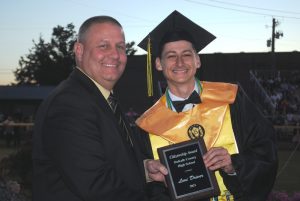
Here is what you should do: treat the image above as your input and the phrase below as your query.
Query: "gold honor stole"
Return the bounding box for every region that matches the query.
[136,82,239,201]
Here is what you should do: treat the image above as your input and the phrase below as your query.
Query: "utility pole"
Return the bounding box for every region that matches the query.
[271,18,276,52]
[266,18,283,69]
[267,18,283,53]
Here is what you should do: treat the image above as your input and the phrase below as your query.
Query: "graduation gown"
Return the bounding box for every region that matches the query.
[137,81,278,201]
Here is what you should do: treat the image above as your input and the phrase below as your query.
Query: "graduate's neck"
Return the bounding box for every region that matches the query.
[167,80,196,99]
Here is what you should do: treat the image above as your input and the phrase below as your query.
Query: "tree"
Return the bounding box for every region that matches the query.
[14,24,137,86]
[14,24,77,85]
[126,41,137,56]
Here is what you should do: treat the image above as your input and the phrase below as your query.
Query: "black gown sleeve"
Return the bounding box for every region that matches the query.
[224,84,278,201]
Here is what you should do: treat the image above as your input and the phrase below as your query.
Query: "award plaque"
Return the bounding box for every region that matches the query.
[158,138,220,201]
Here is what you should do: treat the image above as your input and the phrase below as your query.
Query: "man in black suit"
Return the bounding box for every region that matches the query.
[32,15,167,201]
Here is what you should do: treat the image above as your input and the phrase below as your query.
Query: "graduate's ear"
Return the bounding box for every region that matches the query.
[196,54,201,69]
[155,58,163,71]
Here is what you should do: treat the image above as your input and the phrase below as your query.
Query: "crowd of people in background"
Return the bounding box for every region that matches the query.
[256,70,300,126]
[255,70,300,145]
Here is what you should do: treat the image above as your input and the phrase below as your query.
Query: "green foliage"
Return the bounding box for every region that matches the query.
[126,41,137,56]
[14,24,77,85]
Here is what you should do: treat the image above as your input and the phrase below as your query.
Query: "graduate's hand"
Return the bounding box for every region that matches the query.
[203,147,235,174]
[145,159,168,184]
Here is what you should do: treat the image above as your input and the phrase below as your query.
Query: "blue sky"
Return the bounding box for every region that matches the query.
[1,0,300,85]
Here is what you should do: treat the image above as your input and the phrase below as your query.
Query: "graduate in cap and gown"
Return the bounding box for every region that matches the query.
[136,10,278,201]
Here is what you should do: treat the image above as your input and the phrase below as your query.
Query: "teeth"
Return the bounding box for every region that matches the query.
[104,64,116,67]
[173,69,187,73]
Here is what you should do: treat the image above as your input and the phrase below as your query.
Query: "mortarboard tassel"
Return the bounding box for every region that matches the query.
[146,37,153,97]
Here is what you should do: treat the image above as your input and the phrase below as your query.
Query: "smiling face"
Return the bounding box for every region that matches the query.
[74,22,127,90]
[155,40,201,92]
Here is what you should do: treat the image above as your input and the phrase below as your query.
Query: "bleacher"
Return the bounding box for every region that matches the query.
[250,69,300,144]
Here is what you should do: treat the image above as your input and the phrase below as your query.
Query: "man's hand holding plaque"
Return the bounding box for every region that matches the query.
[203,147,235,174]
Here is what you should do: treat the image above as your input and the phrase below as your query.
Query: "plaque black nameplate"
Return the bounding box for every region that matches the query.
[158,138,220,201]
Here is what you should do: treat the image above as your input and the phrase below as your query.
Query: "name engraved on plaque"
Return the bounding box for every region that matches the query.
[158,139,220,201]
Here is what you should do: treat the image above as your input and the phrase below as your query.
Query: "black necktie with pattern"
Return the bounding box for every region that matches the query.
[107,93,133,147]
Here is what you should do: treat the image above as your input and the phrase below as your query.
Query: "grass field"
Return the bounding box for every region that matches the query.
[273,147,300,194]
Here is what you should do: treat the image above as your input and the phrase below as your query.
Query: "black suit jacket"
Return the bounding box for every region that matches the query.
[32,68,149,201]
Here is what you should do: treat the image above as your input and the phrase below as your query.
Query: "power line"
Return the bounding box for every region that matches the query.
[205,0,300,15]
[184,0,300,20]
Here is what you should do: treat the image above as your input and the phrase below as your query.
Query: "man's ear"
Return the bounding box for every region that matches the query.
[155,58,163,71]
[196,54,201,69]
[74,42,83,62]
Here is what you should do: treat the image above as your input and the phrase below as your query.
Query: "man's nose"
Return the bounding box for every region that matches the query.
[109,47,120,59]
[176,57,184,67]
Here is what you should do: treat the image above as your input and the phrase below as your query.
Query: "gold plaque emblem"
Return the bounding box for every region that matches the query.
[187,124,205,139]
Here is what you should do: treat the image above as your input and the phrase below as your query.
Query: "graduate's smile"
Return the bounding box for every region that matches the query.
[173,68,188,73]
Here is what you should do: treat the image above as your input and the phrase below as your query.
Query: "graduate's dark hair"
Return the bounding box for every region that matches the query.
[157,29,197,58]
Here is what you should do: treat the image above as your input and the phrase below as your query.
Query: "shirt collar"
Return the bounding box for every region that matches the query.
[168,80,199,101]
[76,67,111,100]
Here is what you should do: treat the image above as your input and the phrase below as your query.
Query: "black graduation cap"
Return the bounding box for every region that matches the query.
[138,10,216,57]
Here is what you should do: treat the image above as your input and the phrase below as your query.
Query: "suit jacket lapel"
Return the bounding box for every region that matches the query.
[70,68,138,158]
[70,68,116,119]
